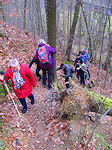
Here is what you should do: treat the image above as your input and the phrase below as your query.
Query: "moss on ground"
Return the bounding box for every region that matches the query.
[87,90,112,110]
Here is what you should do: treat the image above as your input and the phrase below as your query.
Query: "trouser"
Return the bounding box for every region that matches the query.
[79,70,85,85]
[77,70,80,80]
[19,93,34,109]
[65,77,70,88]
[75,65,80,80]
[42,66,54,88]
[36,64,41,78]
[87,68,90,80]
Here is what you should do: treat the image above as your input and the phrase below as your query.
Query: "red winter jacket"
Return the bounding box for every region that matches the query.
[4,63,36,98]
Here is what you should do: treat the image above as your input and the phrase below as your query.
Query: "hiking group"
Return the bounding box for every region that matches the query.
[0,39,90,114]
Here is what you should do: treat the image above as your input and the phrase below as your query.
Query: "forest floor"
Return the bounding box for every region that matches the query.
[0,25,112,150]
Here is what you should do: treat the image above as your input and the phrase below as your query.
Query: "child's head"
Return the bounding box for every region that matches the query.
[38,39,47,45]
[77,54,80,58]
[60,63,64,68]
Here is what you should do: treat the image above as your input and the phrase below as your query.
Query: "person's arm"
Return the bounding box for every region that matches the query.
[0,74,4,81]
[4,68,11,83]
[71,67,75,73]
[61,68,71,78]
[47,46,56,54]
[74,59,77,67]
[56,67,62,71]
[0,71,5,82]
[25,66,36,87]
[28,57,35,69]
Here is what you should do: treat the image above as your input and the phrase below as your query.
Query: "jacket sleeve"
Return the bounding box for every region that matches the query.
[74,59,77,67]
[71,67,75,73]
[56,67,62,71]
[4,68,11,83]
[28,57,35,69]
[25,66,36,87]
[47,46,56,54]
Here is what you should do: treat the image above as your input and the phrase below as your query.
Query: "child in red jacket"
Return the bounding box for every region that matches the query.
[0,59,36,113]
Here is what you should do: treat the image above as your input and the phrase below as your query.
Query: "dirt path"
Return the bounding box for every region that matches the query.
[1,80,68,150]
[1,75,112,150]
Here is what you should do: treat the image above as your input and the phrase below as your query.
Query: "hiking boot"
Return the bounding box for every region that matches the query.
[66,88,70,94]
[38,76,41,81]
[43,85,46,88]
[22,108,27,114]
[48,87,52,90]
[31,100,34,105]
[43,83,46,88]
[82,85,85,88]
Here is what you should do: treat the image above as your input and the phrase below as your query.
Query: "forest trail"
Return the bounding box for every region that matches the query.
[1,79,69,150]
[1,68,112,150]
[0,25,112,150]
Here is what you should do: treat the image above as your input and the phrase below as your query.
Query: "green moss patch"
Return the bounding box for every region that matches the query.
[87,90,112,110]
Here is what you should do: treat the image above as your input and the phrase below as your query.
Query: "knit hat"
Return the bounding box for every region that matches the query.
[38,39,47,45]
[60,63,64,68]
[10,59,19,67]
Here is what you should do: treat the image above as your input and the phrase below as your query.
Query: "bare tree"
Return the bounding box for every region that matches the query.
[80,1,92,62]
[66,0,81,62]
[0,0,6,39]
[23,0,27,30]
[97,0,111,81]
[46,0,57,83]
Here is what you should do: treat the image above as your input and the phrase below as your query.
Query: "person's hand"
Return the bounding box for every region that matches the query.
[87,77,90,80]
[0,75,4,81]
[60,75,64,78]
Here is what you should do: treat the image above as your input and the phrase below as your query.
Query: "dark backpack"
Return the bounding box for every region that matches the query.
[37,46,50,64]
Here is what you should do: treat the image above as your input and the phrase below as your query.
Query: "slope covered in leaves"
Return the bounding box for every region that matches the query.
[0,24,112,149]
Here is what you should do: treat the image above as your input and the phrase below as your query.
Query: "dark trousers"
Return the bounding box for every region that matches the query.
[76,70,80,80]
[65,77,70,88]
[79,70,85,85]
[42,66,53,88]
[19,93,34,109]
[87,68,90,80]
[36,64,41,78]
[75,65,80,80]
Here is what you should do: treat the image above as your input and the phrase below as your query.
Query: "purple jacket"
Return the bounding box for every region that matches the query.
[36,43,56,69]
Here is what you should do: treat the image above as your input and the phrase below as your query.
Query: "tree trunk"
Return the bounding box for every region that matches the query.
[80,2,92,62]
[0,0,6,39]
[103,16,111,87]
[97,0,111,80]
[66,0,81,62]
[46,0,57,83]
[23,0,27,30]
[87,90,112,116]
[77,11,82,52]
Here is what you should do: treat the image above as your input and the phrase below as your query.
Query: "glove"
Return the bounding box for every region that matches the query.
[87,77,90,80]
[60,75,64,78]
[0,71,5,75]
[0,75,4,81]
